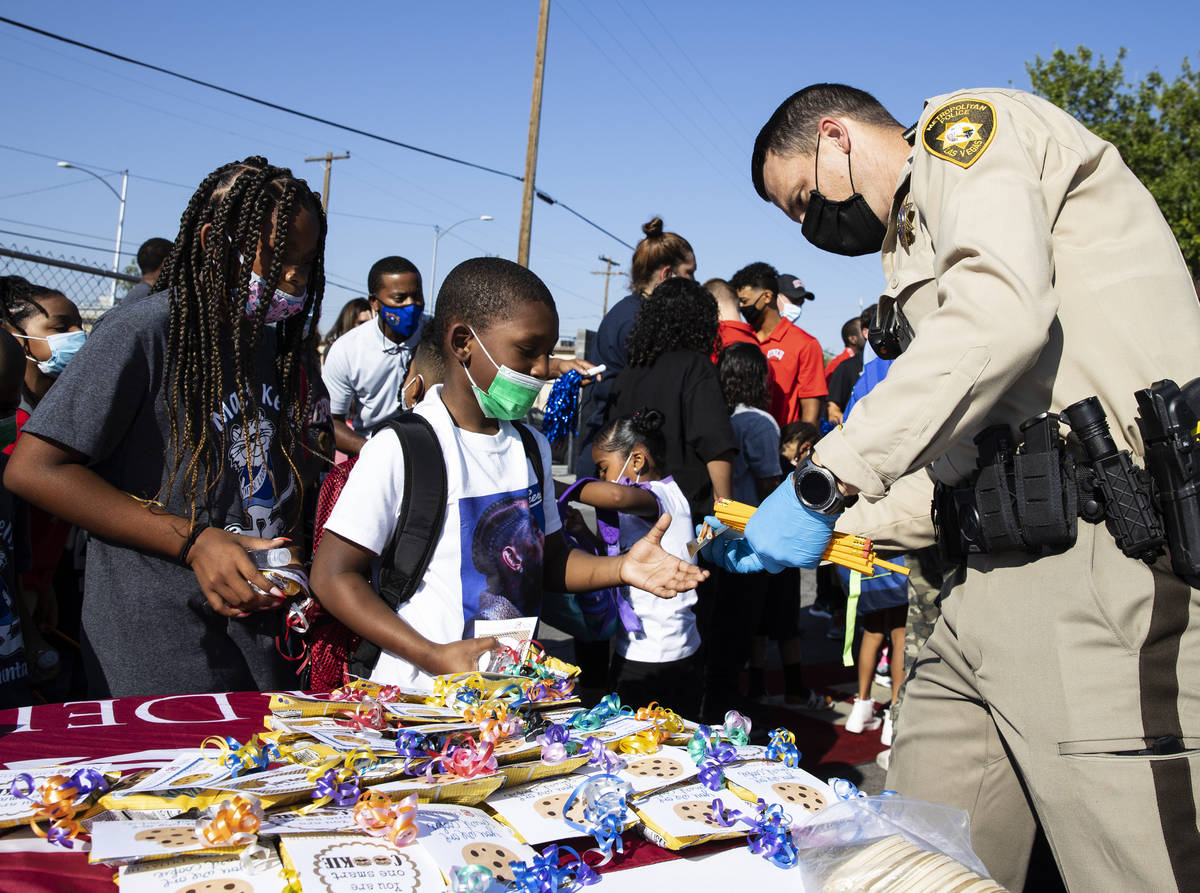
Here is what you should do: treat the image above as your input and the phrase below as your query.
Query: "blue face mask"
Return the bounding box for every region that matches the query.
[380,303,422,339]
[15,330,86,377]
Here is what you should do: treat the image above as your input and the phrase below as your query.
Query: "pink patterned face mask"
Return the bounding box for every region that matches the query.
[244,268,308,323]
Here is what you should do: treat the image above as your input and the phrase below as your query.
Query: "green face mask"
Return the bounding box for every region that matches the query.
[462,326,544,421]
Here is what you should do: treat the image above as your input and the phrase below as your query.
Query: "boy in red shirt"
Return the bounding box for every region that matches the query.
[724,263,826,427]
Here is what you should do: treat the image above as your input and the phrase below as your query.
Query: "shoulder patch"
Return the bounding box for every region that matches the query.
[922,98,996,169]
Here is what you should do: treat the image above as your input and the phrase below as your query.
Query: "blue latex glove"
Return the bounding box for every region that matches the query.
[744,473,839,569]
[696,515,780,574]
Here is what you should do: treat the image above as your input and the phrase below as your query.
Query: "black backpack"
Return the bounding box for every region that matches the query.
[345,414,548,680]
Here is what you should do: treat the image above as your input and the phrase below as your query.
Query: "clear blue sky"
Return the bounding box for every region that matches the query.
[1,1,1196,350]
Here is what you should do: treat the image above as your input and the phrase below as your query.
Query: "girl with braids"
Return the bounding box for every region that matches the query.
[5,157,328,697]
[568,408,701,715]
[608,277,736,525]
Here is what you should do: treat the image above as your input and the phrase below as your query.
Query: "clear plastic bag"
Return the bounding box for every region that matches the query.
[792,795,1007,892]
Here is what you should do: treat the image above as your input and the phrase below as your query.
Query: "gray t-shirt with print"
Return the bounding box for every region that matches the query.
[24,292,302,697]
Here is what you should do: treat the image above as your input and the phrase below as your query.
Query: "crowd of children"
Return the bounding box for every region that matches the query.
[0,158,919,767]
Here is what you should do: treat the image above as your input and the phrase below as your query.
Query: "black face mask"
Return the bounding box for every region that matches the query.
[741,295,767,328]
[801,133,887,257]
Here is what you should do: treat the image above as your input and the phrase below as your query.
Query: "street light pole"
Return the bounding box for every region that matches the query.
[57,161,128,307]
[430,215,493,304]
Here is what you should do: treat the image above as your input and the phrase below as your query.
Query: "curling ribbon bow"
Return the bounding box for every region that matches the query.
[336,696,389,732]
[353,790,419,846]
[689,726,738,792]
[580,736,627,774]
[9,769,109,849]
[537,724,573,764]
[510,843,600,893]
[313,768,361,807]
[569,694,631,731]
[766,728,800,767]
[702,795,798,868]
[616,727,660,755]
[563,774,633,863]
[635,702,685,741]
[426,734,497,779]
[451,864,496,893]
[540,369,582,444]
[745,800,799,869]
[195,794,263,847]
[201,734,279,777]
[722,710,752,746]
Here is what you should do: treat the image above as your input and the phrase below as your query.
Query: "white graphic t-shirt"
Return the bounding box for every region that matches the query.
[616,478,699,663]
[324,385,561,689]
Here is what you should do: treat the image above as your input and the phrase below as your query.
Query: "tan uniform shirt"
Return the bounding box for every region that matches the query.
[815,88,1200,499]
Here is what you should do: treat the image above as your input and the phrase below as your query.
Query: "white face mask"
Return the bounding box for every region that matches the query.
[779,300,804,323]
[399,373,424,412]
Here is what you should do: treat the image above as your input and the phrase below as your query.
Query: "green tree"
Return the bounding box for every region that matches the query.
[1027,46,1200,276]
[118,259,139,296]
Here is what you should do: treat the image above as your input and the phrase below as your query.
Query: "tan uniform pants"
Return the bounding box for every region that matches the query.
[886,521,1200,891]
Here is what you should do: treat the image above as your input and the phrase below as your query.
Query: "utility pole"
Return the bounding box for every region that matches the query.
[591,255,621,317]
[305,151,350,214]
[517,0,551,267]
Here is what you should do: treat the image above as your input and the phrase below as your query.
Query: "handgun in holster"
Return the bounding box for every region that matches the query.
[1135,378,1200,586]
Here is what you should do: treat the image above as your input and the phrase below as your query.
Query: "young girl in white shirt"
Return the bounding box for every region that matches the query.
[571,408,701,717]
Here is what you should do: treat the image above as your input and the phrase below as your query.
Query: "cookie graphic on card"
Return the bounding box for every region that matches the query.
[532,791,586,824]
[170,773,214,787]
[770,781,826,812]
[626,756,683,779]
[461,842,521,883]
[135,827,197,849]
[174,880,253,893]
[672,799,730,828]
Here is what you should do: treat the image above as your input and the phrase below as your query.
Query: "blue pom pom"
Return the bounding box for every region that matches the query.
[541,369,582,443]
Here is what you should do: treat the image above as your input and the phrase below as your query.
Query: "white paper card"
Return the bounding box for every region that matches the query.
[280,833,443,893]
[474,617,539,672]
[118,849,286,893]
[722,761,836,824]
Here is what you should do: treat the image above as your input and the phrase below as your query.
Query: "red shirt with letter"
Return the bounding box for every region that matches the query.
[718,318,826,426]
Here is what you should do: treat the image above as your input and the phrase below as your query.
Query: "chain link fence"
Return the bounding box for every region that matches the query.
[0,243,139,325]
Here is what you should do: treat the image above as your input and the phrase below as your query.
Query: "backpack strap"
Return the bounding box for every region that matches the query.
[514,422,549,529]
[347,413,448,680]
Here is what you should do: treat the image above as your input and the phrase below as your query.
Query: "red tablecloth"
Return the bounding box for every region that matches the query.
[0,693,741,891]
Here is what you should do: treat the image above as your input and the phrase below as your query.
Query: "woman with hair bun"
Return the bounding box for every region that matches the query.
[575,217,697,477]
[567,407,701,715]
[609,277,735,525]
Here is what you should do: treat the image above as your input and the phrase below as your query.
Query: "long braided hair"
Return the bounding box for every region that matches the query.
[155,156,326,523]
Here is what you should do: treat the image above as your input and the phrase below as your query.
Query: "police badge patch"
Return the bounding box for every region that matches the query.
[922,98,996,168]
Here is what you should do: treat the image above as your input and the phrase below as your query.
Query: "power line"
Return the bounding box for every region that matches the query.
[0,176,97,201]
[0,15,522,182]
[0,228,136,257]
[0,16,634,252]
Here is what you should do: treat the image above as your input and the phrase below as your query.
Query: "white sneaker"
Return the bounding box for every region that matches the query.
[881,707,894,747]
[844,697,880,734]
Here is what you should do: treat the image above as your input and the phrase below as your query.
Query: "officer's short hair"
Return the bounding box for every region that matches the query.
[751,84,901,201]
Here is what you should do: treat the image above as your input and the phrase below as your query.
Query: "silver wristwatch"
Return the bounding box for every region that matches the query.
[793,459,855,514]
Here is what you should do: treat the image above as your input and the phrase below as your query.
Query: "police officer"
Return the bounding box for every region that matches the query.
[705,84,1200,890]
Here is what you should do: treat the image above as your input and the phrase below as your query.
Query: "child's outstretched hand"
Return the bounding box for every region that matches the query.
[187,528,290,618]
[618,514,709,599]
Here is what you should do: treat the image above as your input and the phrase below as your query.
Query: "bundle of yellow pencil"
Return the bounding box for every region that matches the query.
[712,498,910,577]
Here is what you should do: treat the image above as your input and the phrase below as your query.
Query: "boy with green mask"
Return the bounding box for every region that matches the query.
[311,257,708,690]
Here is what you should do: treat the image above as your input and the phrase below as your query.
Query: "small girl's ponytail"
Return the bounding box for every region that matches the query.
[596,407,668,474]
